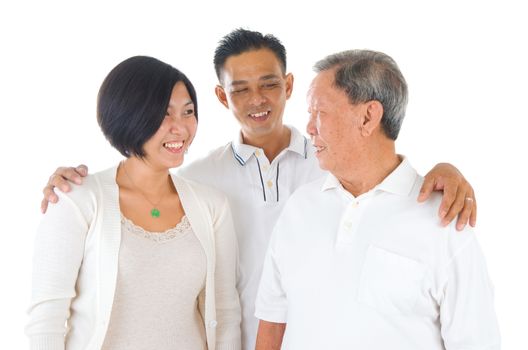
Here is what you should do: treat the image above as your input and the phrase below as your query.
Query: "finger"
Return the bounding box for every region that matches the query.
[469,192,477,227]
[75,164,88,176]
[52,167,81,187]
[455,195,474,231]
[47,173,72,193]
[40,198,49,214]
[43,184,59,203]
[437,180,457,219]
[418,176,436,202]
[440,183,463,225]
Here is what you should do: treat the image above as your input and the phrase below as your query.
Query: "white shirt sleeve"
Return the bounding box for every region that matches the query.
[254,227,288,323]
[440,237,501,349]
[25,190,90,350]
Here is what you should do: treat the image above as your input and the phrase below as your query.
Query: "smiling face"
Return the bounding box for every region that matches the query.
[306,69,368,175]
[215,48,293,143]
[142,81,197,170]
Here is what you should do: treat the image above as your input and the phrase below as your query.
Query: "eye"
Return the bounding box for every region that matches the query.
[262,82,279,89]
[183,107,195,117]
[231,87,248,94]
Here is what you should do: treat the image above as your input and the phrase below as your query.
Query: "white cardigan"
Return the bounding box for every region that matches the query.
[26,166,241,350]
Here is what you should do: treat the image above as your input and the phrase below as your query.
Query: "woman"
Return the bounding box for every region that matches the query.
[26,56,241,350]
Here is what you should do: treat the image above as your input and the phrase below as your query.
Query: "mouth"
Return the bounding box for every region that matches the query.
[248,110,271,121]
[313,144,327,154]
[163,141,185,153]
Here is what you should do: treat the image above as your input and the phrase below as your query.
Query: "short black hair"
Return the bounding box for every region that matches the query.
[213,28,287,83]
[97,56,197,158]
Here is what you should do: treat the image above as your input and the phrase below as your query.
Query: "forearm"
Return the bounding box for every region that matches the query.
[255,320,286,350]
[26,300,69,350]
[214,198,242,346]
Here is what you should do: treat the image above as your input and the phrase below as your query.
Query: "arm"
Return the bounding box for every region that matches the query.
[41,164,88,213]
[26,190,90,350]
[255,320,286,350]
[213,196,242,349]
[418,163,476,230]
[439,235,500,349]
[254,222,289,349]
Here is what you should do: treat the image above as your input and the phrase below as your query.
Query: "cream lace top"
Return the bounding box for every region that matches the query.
[101,215,207,350]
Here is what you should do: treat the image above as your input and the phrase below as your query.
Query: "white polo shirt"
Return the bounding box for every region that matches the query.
[255,158,500,350]
[178,126,324,349]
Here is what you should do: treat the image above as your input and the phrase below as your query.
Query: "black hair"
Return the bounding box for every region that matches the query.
[213,28,287,83]
[97,56,197,158]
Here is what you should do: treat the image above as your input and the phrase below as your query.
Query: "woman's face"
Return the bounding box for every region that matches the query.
[142,81,198,170]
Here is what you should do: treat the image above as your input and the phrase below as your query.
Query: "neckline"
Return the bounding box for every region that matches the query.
[120,214,191,243]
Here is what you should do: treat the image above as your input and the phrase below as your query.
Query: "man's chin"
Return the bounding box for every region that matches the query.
[316,158,331,172]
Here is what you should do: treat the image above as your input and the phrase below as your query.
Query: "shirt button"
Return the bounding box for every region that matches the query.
[267,180,273,188]
[352,201,359,208]
[209,320,217,328]
[343,221,353,229]
[255,150,261,157]
[263,165,269,171]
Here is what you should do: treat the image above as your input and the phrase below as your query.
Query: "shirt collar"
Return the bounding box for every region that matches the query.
[286,126,309,158]
[230,126,309,166]
[321,156,417,197]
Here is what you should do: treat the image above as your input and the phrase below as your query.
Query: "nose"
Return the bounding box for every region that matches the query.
[249,90,267,106]
[306,112,318,137]
[168,115,187,136]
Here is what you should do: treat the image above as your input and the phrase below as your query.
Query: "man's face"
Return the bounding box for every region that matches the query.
[215,48,293,142]
[306,70,367,174]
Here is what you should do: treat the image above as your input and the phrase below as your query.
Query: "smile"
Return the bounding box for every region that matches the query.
[314,145,326,153]
[163,141,184,153]
[248,110,271,120]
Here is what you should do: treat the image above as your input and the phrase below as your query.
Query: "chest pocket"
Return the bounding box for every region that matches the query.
[358,245,427,315]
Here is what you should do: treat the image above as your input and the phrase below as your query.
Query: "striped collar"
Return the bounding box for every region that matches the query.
[230,126,309,166]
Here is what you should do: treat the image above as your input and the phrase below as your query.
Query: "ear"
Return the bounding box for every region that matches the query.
[284,73,294,99]
[215,85,229,109]
[360,100,383,137]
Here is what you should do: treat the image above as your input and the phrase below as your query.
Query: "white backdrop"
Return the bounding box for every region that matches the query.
[1,0,526,348]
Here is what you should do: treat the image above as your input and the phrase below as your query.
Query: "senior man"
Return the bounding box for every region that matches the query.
[255,50,500,349]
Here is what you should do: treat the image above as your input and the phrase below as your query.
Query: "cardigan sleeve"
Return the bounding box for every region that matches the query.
[213,195,242,350]
[25,189,92,350]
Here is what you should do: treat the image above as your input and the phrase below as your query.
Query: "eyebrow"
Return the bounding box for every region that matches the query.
[168,100,194,109]
[230,74,282,86]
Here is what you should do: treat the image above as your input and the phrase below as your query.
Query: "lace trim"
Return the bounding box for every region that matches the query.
[121,215,192,243]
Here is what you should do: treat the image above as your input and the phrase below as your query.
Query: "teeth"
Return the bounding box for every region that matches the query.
[164,142,183,149]
[249,111,269,118]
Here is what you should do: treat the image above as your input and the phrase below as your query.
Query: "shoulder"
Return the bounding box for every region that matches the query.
[404,174,477,260]
[177,143,233,181]
[49,167,115,223]
[59,165,117,203]
[274,177,327,225]
[54,171,104,209]
[289,176,327,203]
[172,174,228,207]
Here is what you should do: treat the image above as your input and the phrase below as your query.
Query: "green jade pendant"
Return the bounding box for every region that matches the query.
[150,208,161,218]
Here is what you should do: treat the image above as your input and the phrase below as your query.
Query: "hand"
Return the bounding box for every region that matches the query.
[41,165,89,214]
[418,163,476,231]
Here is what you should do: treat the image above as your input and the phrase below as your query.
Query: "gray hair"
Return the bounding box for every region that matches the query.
[314,50,408,140]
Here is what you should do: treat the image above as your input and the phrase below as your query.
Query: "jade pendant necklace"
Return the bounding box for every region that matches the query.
[121,161,167,218]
